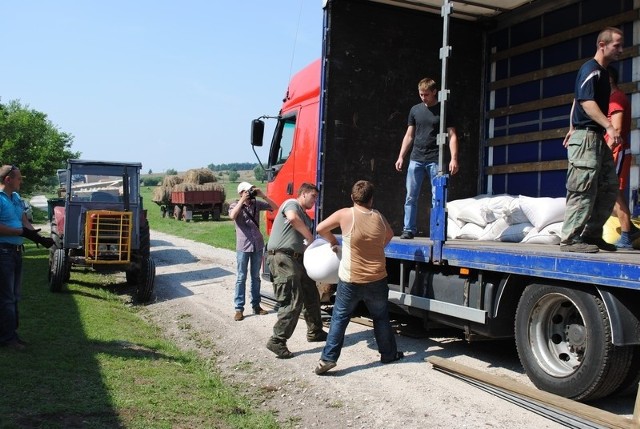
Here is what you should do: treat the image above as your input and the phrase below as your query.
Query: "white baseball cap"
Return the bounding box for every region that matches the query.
[237,181,253,194]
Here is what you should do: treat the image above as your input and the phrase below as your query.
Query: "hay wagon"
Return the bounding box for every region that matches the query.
[164,188,225,221]
[152,169,226,221]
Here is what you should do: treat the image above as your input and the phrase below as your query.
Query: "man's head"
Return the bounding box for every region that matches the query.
[418,78,438,107]
[0,165,22,192]
[351,180,374,207]
[296,183,319,210]
[237,181,254,195]
[596,27,624,66]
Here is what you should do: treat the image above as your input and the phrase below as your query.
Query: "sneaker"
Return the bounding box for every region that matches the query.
[582,236,617,251]
[307,330,328,342]
[400,231,414,239]
[615,237,634,249]
[266,338,293,359]
[560,242,599,253]
[628,225,640,242]
[234,311,244,321]
[253,306,268,315]
[314,359,337,375]
[381,351,405,364]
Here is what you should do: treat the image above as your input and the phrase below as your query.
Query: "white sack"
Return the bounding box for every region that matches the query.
[456,222,484,240]
[304,238,341,284]
[496,222,534,242]
[518,195,565,230]
[477,218,510,241]
[521,221,563,244]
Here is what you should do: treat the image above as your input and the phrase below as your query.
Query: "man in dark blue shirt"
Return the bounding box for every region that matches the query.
[560,27,624,253]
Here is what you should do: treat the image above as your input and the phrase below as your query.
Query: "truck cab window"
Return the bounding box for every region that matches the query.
[269,117,296,167]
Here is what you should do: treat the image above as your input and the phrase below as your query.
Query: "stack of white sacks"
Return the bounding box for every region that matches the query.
[447,194,566,244]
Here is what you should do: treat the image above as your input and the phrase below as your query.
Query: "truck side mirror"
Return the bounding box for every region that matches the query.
[251,119,265,147]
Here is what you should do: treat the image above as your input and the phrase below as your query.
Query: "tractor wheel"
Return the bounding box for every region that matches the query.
[202,211,210,221]
[515,284,632,401]
[135,257,156,303]
[126,269,137,286]
[212,207,221,221]
[49,248,67,292]
[139,219,151,259]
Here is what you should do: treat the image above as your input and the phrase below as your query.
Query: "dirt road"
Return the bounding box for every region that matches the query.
[142,230,635,429]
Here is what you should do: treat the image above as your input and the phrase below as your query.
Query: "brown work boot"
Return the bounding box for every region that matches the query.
[307,330,328,342]
[234,311,244,321]
[253,306,268,315]
[266,338,293,359]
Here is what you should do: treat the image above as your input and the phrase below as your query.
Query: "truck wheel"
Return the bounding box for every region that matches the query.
[212,207,221,221]
[161,206,167,218]
[515,284,632,401]
[613,345,640,396]
[49,248,67,292]
[202,211,210,221]
[135,257,155,303]
[174,205,182,221]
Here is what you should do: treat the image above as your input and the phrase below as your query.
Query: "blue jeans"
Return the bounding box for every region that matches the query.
[321,278,397,363]
[403,160,438,234]
[234,249,263,311]
[0,248,22,344]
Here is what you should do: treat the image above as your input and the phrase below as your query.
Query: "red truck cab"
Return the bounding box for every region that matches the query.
[254,59,321,233]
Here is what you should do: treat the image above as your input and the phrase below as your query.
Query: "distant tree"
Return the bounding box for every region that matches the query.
[166,168,178,175]
[253,165,266,182]
[148,169,153,175]
[209,162,257,172]
[143,177,162,186]
[228,170,240,182]
[0,100,79,194]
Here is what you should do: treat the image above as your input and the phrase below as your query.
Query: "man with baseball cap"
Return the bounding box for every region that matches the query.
[0,165,53,350]
[228,181,277,321]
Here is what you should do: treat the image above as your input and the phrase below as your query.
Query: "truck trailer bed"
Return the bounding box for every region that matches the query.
[385,237,640,290]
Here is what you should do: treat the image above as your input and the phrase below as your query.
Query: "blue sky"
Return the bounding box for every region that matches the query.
[1,1,323,173]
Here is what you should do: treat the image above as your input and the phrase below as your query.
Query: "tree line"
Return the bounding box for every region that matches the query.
[0,100,79,194]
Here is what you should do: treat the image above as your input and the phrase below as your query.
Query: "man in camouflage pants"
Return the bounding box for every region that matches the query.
[560,27,624,253]
[265,183,327,359]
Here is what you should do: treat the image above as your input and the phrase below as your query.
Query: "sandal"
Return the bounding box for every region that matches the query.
[381,351,405,364]
[314,359,337,375]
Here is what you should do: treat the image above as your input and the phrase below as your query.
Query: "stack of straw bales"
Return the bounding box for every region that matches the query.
[152,169,225,204]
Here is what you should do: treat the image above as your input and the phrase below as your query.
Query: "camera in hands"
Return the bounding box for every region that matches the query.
[248,188,258,198]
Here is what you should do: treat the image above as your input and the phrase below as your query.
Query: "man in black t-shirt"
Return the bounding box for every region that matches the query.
[395,77,459,239]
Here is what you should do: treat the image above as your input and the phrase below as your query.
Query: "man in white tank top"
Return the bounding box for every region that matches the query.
[313,180,404,375]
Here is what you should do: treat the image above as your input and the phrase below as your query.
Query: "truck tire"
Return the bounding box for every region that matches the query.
[49,248,67,292]
[613,345,640,396]
[135,257,156,303]
[515,284,632,401]
[212,207,221,221]
[202,211,210,221]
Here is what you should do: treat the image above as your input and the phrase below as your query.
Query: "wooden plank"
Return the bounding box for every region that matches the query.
[487,117,640,147]
[427,356,634,429]
[488,128,567,146]
[490,45,640,91]
[488,82,639,119]
[490,9,640,62]
[486,160,567,175]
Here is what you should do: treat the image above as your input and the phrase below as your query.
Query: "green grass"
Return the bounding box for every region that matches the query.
[0,245,278,428]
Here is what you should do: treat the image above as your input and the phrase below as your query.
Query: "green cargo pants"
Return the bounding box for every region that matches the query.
[561,129,618,244]
[267,252,323,343]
